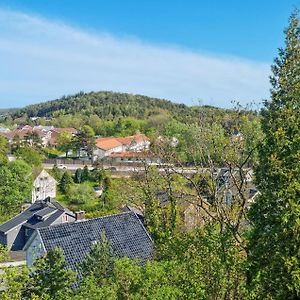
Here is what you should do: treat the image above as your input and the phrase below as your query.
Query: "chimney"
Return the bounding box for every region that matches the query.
[21,203,31,212]
[75,210,85,221]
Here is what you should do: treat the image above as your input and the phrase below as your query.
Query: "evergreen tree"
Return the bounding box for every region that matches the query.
[52,164,63,181]
[248,11,300,299]
[81,165,90,182]
[60,171,73,193]
[80,232,115,283]
[25,248,76,299]
[74,168,83,183]
[103,175,112,191]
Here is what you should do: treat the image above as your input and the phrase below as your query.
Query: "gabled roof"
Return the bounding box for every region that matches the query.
[32,212,153,270]
[33,169,57,183]
[0,198,74,234]
[95,137,123,150]
[116,134,150,145]
[95,134,150,151]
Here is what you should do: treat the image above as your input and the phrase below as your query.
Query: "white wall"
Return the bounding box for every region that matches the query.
[32,170,57,202]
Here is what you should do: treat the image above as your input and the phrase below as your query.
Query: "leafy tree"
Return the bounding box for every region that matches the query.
[74,168,83,183]
[103,175,112,191]
[248,11,300,299]
[11,134,21,152]
[91,167,106,185]
[57,131,74,158]
[60,171,73,193]
[51,164,63,181]
[80,232,115,282]
[25,248,76,299]
[29,131,43,148]
[0,266,29,300]
[0,135,8,165]
[66,183,96,205]
[76,125,95,159]
[81,165,90,182]
[15,146,43,166]
[0,160,32,214]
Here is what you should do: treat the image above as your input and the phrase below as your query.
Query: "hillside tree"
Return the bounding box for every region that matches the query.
[248,11,300,299]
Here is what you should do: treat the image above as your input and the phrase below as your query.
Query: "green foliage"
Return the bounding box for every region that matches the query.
[51,164,63,181]
[0,160,32,214]
[157,225,246,299]
[75,125,95,158]
[248,11,300,299]
[60,171,73,193]
[0,244,9,262]
[42,147,64,159]
[57,131,74,158]
[0,266,29,300]
[25,248,76,299]
[74,168,83,183]
[66,182,97,206]
[8,91,252,140]
[91,167,106,185]
[0,135,9,165]
[15,146,43,166]
[80,232,115,282]
[81,165,90,182]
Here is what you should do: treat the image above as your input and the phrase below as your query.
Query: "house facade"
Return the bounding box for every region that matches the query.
[94,134,151,159]
[93,137,124,159]
[32,170,57,203]
[0,198,75,250]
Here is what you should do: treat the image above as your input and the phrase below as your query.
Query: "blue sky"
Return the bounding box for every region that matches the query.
[0,0,298,108]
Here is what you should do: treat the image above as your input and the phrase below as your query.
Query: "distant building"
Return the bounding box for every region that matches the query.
[32,170,57,203]
[0,125,77,148]
[0,198,75,251]
[24,211,153,269]
[94,137,124,159]
[94,134,150,159]
[214,168,259,207]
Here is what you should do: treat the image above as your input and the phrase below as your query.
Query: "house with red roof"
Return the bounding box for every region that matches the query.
[94,134,150,159]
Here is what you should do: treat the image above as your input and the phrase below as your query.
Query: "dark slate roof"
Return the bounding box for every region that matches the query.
[23,210,65,230]
[34,207,56,218]
[37,212,153,271]
[0,198,74,233]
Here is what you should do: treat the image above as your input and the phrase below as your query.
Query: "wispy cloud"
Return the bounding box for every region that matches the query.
[0,8,270,108]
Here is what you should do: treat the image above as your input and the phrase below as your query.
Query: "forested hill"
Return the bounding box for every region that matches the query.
[10,91,234,122]
[12,91,188,118]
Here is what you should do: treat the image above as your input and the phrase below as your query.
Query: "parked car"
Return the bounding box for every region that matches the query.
[57,164,67,170]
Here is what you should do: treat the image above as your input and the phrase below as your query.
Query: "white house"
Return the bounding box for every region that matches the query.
[117,134,150,152]
[32,170,57,203]
[94,134,150,159]
[93,137,125,159]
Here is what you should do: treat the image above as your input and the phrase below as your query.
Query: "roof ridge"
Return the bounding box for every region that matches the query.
[37,211,134,232]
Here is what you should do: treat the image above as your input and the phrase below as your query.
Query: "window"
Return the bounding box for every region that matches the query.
[63,215,68,222]
[225,191,232,206]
